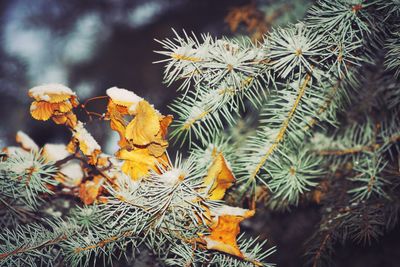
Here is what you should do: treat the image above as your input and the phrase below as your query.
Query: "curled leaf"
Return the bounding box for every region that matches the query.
[106,87,143,147]
[202,205,255,258]
[107,101,129,148]
[203,151,236,200]
[68,122,101,165]
[30,101,54,121]
[28,84,78,128]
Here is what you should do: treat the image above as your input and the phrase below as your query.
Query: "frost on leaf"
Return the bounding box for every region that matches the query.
[67,122,102,165]
[158,168,185,186]
[106,86,143,110]
[29,83,76,102]
[57,162,84,187]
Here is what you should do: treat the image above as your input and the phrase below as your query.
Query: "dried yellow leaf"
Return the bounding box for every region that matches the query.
[51,114,68,125]
[159,115,173,139]
[202,205,255,258]
[203,152,236,200]
[125,100,160,146]
[30,101,54,121]
[117,148,158,180]
[56,101,73,113]
[69,122,102,165]
[147,142,168,157]
[106,101,129,148]
[79,176,104,205]
[29,84,78,128]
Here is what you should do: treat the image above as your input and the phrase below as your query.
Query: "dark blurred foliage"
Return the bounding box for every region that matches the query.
[0,0,248,152]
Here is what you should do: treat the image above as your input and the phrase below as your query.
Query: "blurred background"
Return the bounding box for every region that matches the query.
[0,0,311,154]
[1,0,399,266]
[0,0,256,153]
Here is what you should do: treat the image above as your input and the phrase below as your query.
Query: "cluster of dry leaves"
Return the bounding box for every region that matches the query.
[3,84,258,262]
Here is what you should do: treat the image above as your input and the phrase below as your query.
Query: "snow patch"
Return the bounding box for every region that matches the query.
[106,87,143,107]
[74,122,101,154]
[42,144,70,162]
[211,205,253,217]
[29,83,75,101]
[3,146,30,157]
[60,161,84,186]
[159,168,185,186]
[16,131,39,152]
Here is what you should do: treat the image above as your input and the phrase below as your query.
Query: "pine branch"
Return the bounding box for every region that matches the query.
[246,72,312,186]
[0,233,67,261]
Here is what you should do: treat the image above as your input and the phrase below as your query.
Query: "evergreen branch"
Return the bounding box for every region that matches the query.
[169,76,259,144]
[246,72,312,186]
[310,221,338,267]
[0,233,67,261]
[2,1,399,266]
[170,53,202,62]
[0,151,57,209]
[348,152,389,201]
[156,31,270,144]
[303,70,348,132]
[0,221,76,266]
[315,132,400,156]
[73,230,135,253]
[384,29,400,77]
[316,146,375,156]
